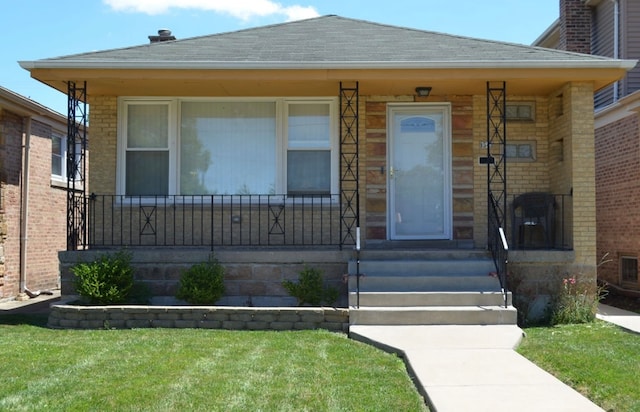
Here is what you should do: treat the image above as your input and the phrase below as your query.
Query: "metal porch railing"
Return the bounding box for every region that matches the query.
[510,193,573,251]
[86,194,349,250]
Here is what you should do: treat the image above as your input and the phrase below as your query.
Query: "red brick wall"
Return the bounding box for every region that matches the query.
[559,0,592,54]
[0,110,67,299]
[595,113,640,287]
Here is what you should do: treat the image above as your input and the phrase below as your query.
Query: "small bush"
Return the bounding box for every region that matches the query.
[72,250,135,305]
[550,276,603,325]
[282,266,338,306]
[176,258,225,305]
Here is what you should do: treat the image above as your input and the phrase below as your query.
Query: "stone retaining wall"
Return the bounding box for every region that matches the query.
[59,249,351,307]
[48,304,349,332]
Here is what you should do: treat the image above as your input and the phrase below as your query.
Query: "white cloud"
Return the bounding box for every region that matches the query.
[103,0,319,21]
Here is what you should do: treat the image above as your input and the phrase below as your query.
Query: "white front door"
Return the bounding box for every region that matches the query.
[388,104,452,240]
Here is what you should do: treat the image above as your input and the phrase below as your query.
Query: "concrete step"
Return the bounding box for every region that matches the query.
[344,250,516,326]
[349,274,502,293]
[348,258,496,278]
[349,291,512,307]
[349,305,518,326]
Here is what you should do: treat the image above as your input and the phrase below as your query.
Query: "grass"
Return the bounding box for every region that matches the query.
[0,314,427,412]
[518,320,640,412]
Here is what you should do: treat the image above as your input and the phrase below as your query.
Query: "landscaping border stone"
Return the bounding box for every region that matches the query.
[48,304,349,332]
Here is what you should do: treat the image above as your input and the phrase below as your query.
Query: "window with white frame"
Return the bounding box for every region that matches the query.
[118,98,338,197]
[51,131,64,178]
[124,102,171,196]
[52,131,81,183]
[286,102,331,195]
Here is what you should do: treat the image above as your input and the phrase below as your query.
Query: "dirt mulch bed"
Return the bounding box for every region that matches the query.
[602,292,640,314]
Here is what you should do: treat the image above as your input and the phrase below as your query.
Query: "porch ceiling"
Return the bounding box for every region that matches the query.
[27,66,630,99]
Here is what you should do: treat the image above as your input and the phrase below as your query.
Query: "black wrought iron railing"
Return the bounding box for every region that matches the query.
[510,193,572,251]
[87,194,349,250]
[488,193,509,308]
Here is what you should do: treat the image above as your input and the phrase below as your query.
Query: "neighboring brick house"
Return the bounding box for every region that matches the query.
[535,0,640,295]
[0,86,83,301]
[20,15,634,323]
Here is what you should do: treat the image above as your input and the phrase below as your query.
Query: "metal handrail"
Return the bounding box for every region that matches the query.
[489,194,509,308]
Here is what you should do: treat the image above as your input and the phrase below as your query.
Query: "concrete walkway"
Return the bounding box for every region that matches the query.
[350,304,640,412]
[597,303,640,333]
[0,290,61,315]
[350,324,603,412]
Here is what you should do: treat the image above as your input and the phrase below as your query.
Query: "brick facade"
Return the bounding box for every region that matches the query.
[596,107,640,288]
[0,103,69,301]
[559,0,591,54]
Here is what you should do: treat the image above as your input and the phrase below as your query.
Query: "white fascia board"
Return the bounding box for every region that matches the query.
[0,88,66,120]
[19,59,638,71]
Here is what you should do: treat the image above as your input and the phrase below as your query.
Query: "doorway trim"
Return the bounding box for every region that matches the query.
[387,103,452,240]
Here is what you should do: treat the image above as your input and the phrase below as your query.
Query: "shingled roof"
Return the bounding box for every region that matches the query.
[22,15,633,70]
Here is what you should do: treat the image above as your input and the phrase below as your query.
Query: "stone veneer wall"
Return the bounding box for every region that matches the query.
[59,249,350,307]
[48,304,349,332]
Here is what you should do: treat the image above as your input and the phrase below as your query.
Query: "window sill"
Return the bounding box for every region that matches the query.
[51,177,84,192]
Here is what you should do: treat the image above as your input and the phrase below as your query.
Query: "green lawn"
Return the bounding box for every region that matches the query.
[518,320,640,412]
[0,315,427,412]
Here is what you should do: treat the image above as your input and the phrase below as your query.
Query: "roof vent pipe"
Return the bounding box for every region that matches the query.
[149,29,176,43]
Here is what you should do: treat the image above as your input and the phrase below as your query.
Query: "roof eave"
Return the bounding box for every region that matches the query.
[19,59,638,71]
[0,86,66,120]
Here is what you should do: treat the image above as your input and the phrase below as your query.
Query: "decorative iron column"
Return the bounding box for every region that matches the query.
[67,81,88,250]
[486,81,507,230]
[339,82,359,249]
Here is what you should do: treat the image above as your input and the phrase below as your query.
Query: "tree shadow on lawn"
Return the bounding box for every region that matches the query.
[0,313,49,327]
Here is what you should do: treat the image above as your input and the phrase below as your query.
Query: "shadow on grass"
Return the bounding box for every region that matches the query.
[0,313,49,327]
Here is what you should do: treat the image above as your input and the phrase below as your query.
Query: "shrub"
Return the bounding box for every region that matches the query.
[72,250,135,305]
[550,275,603,325]
[176,258,225,305]
[282,266,338,306]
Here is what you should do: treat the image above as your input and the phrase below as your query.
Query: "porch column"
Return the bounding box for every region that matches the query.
[66,81,88,250]
[566,82,597,270]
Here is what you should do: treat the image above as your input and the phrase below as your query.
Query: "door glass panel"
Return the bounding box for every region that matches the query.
[389,107,451,239]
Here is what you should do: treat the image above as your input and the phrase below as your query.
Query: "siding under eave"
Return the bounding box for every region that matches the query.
[623,0,640,96]
[593,0,617,108]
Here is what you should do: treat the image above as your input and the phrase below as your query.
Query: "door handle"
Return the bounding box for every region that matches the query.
[390,167,394,177]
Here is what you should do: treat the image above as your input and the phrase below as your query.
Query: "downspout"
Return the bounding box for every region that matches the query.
[17,116,31,300]
[613,0,620,101]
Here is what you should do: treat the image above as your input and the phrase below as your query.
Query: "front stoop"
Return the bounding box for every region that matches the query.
[348,250,517,326]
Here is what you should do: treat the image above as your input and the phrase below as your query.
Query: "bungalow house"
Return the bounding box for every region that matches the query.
[20,15,635,324]
[534,0,640,298]
[0,86,83,302]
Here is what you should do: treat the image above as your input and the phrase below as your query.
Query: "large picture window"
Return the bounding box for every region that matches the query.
[118,98,337,198]
[180,101,276,195]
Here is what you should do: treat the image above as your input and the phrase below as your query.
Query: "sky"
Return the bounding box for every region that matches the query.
[2,0,559,115]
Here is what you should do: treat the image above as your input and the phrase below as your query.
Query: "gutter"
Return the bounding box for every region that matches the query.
[18,59,639,71]
[17,117,31,301]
